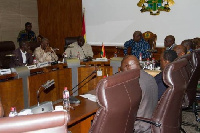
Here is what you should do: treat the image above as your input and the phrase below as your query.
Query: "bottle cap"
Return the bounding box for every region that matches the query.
[11,107,15,111]
[64,87,68,90]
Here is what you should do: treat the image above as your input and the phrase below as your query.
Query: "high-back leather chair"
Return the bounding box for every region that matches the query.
[137,58,189,133]
[89,69,142,133]
[0,111,68,133]
[142,31,157,50]
[0,41,15,68]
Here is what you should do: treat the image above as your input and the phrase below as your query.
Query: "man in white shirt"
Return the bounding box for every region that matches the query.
[12,41,33,67]
[64,36,93,60]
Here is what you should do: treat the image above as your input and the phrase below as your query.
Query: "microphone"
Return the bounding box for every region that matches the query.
[37,79,55,106]
[69,70,96,104]
[53,48,59,51]
[29,79,55,114]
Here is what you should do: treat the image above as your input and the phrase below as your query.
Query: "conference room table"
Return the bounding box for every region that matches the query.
[53,90,98,133]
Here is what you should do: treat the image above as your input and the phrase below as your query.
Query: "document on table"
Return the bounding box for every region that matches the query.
[80,94,97,102]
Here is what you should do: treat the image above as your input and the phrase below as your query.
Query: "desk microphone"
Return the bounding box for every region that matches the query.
[69,70,96,104]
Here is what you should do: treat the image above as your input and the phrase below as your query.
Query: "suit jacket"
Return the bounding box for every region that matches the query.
[11,48,33,67]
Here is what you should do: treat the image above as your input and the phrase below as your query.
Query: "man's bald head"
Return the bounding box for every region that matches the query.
[121,55,141,72]
[164,35,175,48]
[173,45,187,57]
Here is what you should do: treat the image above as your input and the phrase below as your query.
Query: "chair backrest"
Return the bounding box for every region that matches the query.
[152,58,189,133]
[176,51,200,107]
[142,31,157,50]
[64,37,79,50]
[89,69,142,133]
[0,41,15,68]
[0,111,68,133]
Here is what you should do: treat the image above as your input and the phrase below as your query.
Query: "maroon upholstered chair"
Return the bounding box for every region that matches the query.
[89,69,142,133]
[137,58,189,133]
[0,111,68,133]
[0,41,15,68]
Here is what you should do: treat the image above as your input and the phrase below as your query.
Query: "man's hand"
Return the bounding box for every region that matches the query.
[45,46,53,53]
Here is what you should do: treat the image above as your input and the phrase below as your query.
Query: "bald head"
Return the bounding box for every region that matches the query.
[121,55,141,72]
[164,35,175,48]
[173,45,187,57]
[181,39,195,51]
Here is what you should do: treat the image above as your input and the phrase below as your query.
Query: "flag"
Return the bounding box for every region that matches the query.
[82,12,86,42]
[101,43,106,58]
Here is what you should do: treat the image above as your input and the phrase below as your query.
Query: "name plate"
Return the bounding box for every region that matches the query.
[27,65,37,70]
[95,58,108,61]
[37,62,50,68]
[0,69,11,75]
[110,57,123,61]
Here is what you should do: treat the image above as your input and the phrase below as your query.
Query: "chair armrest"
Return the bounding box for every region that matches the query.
[136,117,161,127]
[0,111,68,133]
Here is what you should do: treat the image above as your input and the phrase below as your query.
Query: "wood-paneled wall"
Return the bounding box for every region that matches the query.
[37,0,82,55]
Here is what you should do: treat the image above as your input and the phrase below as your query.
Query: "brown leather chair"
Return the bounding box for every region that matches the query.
[0,111,68,133]
[89,69,142,133]
[142,31,157,50]
[0,41,15,68]
[137,58,189,133]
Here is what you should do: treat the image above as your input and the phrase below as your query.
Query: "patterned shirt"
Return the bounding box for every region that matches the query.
[124,38,151,59]
[17,30,36,42]
[34,46,58,63]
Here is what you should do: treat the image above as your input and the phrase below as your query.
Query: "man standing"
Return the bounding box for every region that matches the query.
[155,50,178,100]
[123,31,151,59]
[12,41,33,67]
[34,38,58,63]
[121,55,158,133]
[164,35,176,50]
[64,36,93,60]
[17,22,36,42]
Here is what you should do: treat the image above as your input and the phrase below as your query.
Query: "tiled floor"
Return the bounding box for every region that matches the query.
[182,111,200,133]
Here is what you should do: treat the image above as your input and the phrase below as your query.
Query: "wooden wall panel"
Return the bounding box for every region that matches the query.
[37,0,82,55]
[0,79,24,117]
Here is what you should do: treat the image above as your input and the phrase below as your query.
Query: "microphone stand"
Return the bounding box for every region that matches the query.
[70,70,96,92]
[71,75,96,96]
[69,72,96,104]
[37,86,43,106]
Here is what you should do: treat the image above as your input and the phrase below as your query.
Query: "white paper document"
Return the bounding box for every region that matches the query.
[80,94,97,102]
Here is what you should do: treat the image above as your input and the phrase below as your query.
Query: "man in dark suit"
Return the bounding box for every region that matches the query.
[12,41,33,67]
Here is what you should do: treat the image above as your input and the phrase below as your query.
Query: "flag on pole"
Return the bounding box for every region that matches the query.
[101,42,106,58]
[82,12,86,42]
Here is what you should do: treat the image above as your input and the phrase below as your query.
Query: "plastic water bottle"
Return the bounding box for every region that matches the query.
[139,53,142,62]
[114,51,117,57]
[33,57,37,65]
[152,58,156,70]
[9,107,17,117]
[63,87,70,111]
[77,52,80,60]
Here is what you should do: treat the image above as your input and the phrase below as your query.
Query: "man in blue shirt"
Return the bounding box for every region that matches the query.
[123,31,151,59]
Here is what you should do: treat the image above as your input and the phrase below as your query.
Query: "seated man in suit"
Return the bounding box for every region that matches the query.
[181,39,195,54]
[121,55,158,133]
[34,38,58,63]
[12,41,33,67]
[64,36,93,60]
[173,45,187,57]
[154,50,178,100]
[124,31,151,59]
[164,35,176,50]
